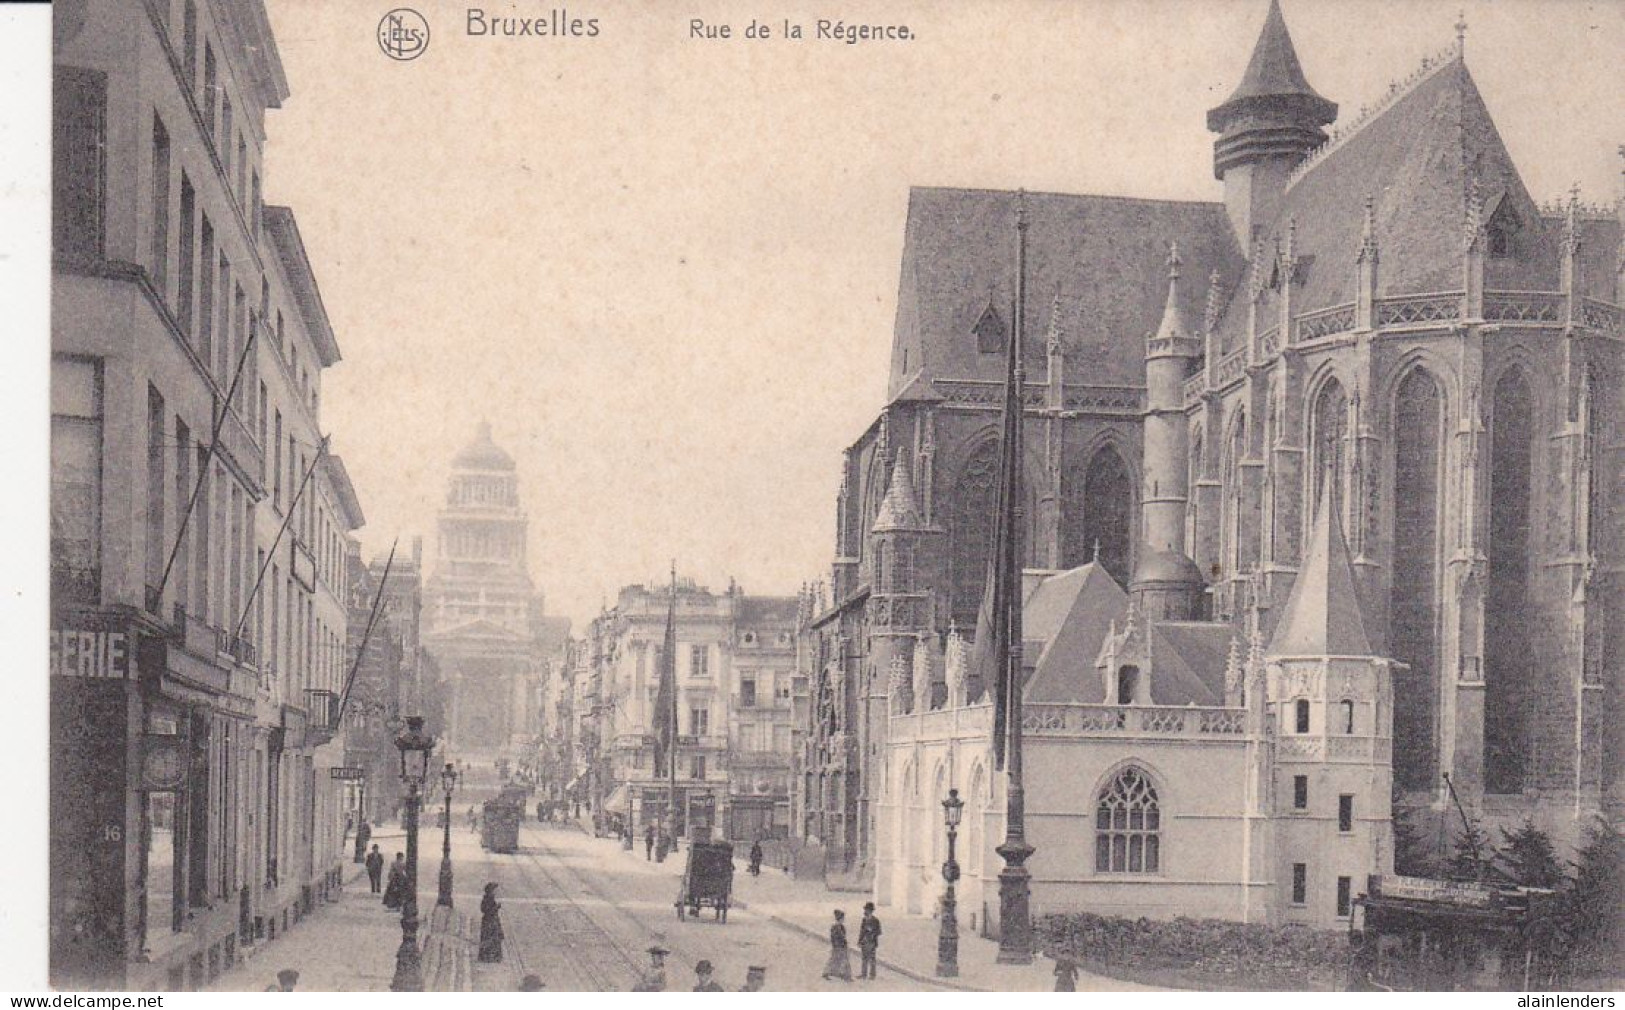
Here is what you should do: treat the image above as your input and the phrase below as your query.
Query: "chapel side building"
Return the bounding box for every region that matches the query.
[805,0,1625,887]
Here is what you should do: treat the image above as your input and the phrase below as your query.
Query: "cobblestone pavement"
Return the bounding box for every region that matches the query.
[208,820,1159,992]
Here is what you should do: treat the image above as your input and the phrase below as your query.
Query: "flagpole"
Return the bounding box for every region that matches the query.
[995,191,1036,965]
[667,560,679,854]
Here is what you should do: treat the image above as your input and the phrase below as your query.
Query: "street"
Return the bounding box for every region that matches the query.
[452,822,950,992]
[211,815,1137,992]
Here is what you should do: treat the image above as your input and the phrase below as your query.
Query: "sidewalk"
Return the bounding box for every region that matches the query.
[206,828,472,993]
[570,827,1153,992]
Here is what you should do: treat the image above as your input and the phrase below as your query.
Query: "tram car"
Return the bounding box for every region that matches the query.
[480,785,528,854]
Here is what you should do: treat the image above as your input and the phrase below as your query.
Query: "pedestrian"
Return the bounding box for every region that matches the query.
[354,819,372,864]
[264,968,299,991]
[468,805,479,833]
[1053,955,1079,992]
[518,974,546,991]
[478,882,505,962]
[382,852,406,909]
[738,965,767,991]
[748,838,763,877]
[692,959,724,992]
[821,909,853,982]
[645,823,656,861]
[365,844,385,894]
[632,945,669,991]
[857,901,882,980]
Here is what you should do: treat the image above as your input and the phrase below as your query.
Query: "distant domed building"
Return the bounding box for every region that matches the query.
[425,422,569,761]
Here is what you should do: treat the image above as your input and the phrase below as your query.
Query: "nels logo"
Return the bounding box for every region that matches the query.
[378,8,430,61]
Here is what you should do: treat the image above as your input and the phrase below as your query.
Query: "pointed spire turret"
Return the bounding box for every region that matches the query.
[872,450,926,533]
[1148,241,1200,356]
[1267,474,1373,657]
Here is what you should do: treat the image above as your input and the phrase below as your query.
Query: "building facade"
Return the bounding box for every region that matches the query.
[581,580,801,842]
[806,0,1624,895]
[50,0,364,987]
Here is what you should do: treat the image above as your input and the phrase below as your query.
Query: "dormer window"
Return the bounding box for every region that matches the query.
[1485,195,1519,258]
[1116,665,1141,705]
[973,302,1006,355]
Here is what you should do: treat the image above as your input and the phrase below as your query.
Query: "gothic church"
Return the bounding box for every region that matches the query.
[801,0,1623,886]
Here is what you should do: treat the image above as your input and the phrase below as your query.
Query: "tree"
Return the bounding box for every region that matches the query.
[1393,807,1437,878]
[1495,819,1567,890]
[1445,820,1492,882]
[1564,817,1625,977]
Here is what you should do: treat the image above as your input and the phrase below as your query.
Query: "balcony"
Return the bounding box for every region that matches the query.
[213,395,264,493]
[304,689,340,745]
[214,626,257,669]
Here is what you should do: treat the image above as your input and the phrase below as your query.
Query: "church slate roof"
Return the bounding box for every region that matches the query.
[872,452,927,533]
[887,188,1245,398]
[1215,57,1568,354]
[1021,562,1127,704]
[1268,492,1373,657]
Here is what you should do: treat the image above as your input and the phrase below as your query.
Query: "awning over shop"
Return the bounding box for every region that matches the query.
[603,784,630,812]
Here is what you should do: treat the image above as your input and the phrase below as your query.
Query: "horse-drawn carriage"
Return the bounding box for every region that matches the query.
[675,840,734,922]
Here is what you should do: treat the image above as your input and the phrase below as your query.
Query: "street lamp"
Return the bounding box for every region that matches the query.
[937,788,964,978]
[437,762,458,908]
[390,715,434,993]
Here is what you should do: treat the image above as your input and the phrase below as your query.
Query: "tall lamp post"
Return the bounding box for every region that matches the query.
[936,788,964,978]
[437,762,458,908]
[390,716,434,992]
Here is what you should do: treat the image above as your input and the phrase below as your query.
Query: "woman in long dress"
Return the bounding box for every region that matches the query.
[478,882,505,962]
[381,854,406,909]
[821,909,853,981]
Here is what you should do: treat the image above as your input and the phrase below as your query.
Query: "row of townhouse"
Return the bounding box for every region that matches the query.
[567,579,808,843]
[50,0,367,989]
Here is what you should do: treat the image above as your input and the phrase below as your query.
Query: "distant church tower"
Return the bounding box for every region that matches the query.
[424,422,539,756]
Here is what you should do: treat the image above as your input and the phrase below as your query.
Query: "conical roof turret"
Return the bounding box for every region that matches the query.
[1268,477,1372,657]
[872,451,926,533]
[1207,0,1337,180]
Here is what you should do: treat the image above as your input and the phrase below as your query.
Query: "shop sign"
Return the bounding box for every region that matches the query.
[49,627,130,680]
[138,735,187,791]
[330,766,365,781]
[1374,874,1494,908]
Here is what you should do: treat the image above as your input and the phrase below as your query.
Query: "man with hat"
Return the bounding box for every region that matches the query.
[631,945,669,991]
[738,965,767,991]
[857,902,882,980]
[692,959,724,991]
[265,968,300,992]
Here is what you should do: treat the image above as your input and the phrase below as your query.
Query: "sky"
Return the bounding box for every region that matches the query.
[258,0,1625,631]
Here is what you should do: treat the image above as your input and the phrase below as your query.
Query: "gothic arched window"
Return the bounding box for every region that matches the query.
[1310,378,1348,526]
[1082,447,1134,582]
[948,441,1000,628]
[1222,410,1247,576]
[1095,767,1160,873]
[1485,367,1534,794]
[1390,367,1443,790]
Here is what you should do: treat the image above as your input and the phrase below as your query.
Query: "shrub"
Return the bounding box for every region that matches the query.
[1038,911,1346,991]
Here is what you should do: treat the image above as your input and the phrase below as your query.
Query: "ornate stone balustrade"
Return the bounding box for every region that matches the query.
[1213,349,1247,388]
[1377,293,1461,328]
[1258,327,1281,357]
[1019,703,1247,738]
[1484,291,1562,325]
[1294,303,1355,342]
[1582,298,1621,336]
[1182,372,1206,407]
